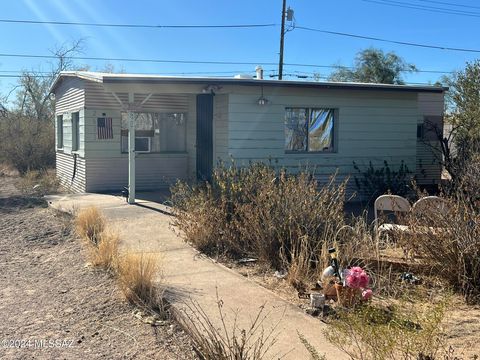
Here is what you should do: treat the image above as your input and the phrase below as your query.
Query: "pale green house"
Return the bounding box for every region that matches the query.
[50,71,445,200]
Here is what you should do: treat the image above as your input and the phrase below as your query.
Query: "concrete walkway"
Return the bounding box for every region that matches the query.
[48,193,346,359]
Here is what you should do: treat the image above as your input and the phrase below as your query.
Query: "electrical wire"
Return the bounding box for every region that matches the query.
[361,0,480,17]
[0,18,276,29]
[0,54,455,74]
[296,25,480,54]
[415,0,480,10]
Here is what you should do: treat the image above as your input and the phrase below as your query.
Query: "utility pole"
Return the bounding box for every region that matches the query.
[278,0,286,80]
[278,0,294,80]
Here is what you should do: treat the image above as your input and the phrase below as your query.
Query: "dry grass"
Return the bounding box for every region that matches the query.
[176,291,281,360]
[117,252,161,308]
[75,206,106,245]
[16,169,59,196]
[85,230,120,271]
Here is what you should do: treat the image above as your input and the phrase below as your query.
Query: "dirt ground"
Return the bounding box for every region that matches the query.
[0,176,197,360]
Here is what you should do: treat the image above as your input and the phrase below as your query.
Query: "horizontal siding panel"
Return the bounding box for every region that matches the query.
[85,82,124,109]
[416,141,442,184]
[85,82,190,112]
[229,93,417,106]
[56,152,86,193]
[85,155,188,192]
[418,93,444,116]
[55,77,85,113]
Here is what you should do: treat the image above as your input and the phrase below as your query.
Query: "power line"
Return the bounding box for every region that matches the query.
[0,53,455,74]
[296,25,480,54]
[0,18,276,29]
[362,0,480,17]
[416,0,480,10]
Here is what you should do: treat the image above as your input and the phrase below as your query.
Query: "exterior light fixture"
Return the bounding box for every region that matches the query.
[257,85,269,106]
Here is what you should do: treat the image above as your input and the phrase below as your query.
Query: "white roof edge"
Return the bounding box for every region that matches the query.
[49,71,105,93]
[49,71,446,94]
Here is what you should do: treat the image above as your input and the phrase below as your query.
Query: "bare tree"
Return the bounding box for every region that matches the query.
[0,39,85,172]
[12,39,85,121]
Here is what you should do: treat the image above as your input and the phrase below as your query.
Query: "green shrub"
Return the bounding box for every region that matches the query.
[324,298,449,360]
[353,160,412,203]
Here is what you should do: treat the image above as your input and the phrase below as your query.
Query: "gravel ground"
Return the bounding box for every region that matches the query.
[0,176,197,360]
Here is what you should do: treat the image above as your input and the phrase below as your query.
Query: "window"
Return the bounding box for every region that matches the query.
[72,112,80,151]
[121,112,186,153]
[56,115,63,149]
[285,108,335,152]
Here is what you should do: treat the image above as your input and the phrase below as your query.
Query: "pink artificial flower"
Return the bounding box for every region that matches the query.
[346,274,361,288]
[358,273,370,288]
[350,267,363,275]
[362,289,373,301]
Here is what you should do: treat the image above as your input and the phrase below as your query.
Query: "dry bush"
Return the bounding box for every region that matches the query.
[171,162,348,285]
[0,114,55,174]
[85,230,120,271]
[325,297,449,360]
[117,252,161,308]
[236,171,347,275]
[75,206,106,245]
[405,194,480,303]
[16,169,59,196]
[170,181,240,256]
[176,293,280,360]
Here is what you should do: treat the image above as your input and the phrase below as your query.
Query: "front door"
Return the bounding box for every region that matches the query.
[196,94,214,181]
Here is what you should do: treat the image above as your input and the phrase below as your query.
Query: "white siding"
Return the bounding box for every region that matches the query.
[56,152,86,192]
[55,77,85,113]
[85,155,188,192]
[227,89,420,199]
[82,91,191,191]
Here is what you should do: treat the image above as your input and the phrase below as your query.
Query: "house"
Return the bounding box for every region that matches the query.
[50,70,445,202]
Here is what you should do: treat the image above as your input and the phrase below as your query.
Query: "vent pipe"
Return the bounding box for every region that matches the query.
[255,66,264,80]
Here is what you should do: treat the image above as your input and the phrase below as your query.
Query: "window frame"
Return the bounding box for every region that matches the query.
[56,115,64,149]
[284,107,338,154]
[71,112,80,152]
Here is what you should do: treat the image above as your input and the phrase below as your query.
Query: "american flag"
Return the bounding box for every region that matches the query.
[97,117,113,139]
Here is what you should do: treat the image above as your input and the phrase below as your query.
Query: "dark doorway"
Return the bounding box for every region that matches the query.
[196,94,214,181]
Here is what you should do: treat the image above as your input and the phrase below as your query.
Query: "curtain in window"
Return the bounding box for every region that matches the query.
[308,109,334,152]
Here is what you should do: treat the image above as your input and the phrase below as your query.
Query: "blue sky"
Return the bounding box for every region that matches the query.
[1,0,479,97]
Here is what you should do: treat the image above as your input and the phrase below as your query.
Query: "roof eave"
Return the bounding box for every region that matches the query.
[101,76,446,93]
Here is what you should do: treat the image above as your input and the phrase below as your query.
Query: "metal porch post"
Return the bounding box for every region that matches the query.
[128,110,135,204]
